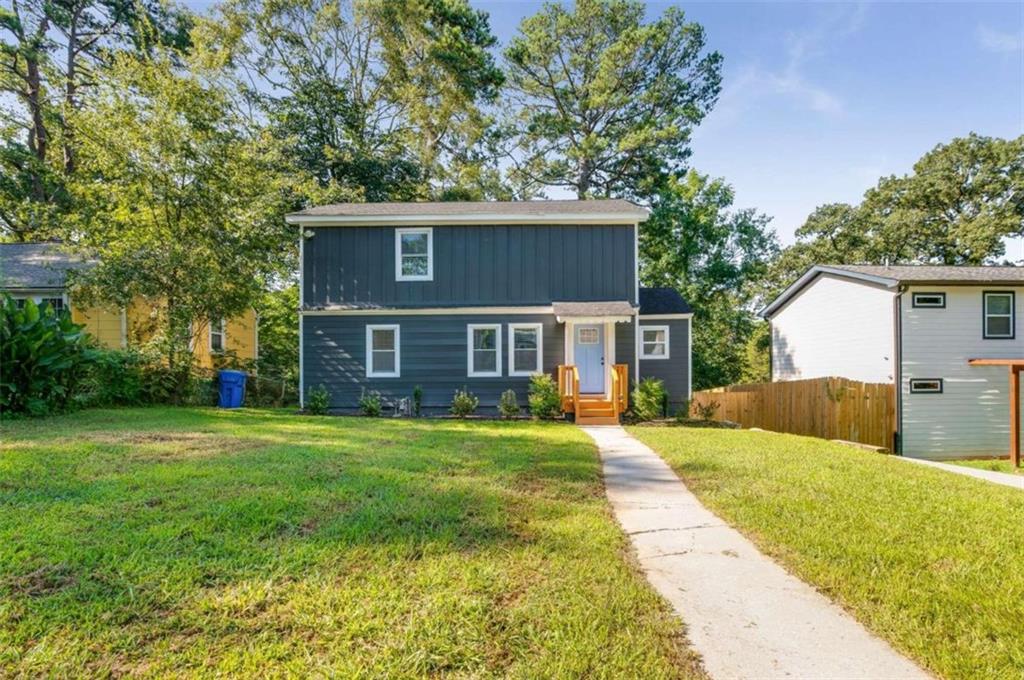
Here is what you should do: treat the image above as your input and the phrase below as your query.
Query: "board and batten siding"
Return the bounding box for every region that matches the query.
[304,313,565,411]
[303,224,636,308]
[771,274,895,383]
[900,285,1024,459]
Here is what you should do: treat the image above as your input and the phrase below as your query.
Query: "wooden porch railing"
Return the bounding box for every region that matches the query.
[613,363,628,415]
[557,365,580,414]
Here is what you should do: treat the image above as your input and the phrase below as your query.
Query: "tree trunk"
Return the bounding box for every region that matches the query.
[62,6,81,175]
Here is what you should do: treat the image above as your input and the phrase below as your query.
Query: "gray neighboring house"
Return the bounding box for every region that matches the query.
[287,200,692,421]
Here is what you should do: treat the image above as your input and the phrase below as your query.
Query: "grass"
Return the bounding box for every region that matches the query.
[949,458,1023,475]
[628,426,1024,680]
[0,408,703,678]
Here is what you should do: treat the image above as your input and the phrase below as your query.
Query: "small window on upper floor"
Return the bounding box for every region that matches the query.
[909,378,943,394]
[912,292,945,308]
[396,227,433,281]
[210,319,226,352]
[984,291,1015,339]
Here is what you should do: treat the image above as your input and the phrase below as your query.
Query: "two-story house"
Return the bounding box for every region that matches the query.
[288,200,692,423]
[762,264,1024,462]
[0,242,258,368]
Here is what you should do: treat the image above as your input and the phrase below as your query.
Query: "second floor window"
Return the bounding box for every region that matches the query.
[983,292,1015,339]
[396,227,433,281]
[210,319,226,352]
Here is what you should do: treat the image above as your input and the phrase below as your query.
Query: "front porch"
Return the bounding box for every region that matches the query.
[558,363,629,425]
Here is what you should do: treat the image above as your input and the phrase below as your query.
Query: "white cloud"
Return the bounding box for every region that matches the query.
[976,24,1022,53]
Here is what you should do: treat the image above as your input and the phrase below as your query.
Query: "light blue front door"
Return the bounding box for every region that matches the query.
[575,325,605,394]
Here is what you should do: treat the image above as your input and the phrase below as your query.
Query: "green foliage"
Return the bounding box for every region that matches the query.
[498,389,521,419]
[691,399,719,421]
[0,295,97,416]
[358,389,382,417]
[306,385,330,415]
[503,0,721,198]
[450,388,479,418]
[527,374,562,420]
[740,322,771,385]
[196,0,503,201]
[76,347,178,408]
[254,286,299,398]
[412,385,423,417]
[631,378,667,422]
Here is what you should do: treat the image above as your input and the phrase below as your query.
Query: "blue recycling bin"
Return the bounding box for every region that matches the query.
[218,370,247,408]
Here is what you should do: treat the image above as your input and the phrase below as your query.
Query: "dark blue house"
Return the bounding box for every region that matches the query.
[288,200,692,423]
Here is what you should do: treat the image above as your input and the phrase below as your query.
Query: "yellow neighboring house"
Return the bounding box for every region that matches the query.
[0,243,257,369]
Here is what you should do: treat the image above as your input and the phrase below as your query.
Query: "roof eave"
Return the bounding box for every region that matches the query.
[760,265,901,319]
[285,212,648,226]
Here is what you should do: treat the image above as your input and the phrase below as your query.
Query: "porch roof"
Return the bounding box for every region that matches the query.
[552,300,636,323]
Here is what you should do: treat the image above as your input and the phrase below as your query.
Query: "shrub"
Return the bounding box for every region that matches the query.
[412,385,423,416]
[528,373,561,420]
[692,398,720,421]
[0,295,97,416]
[358,389,382,417]
[632,377,667,421]
[498,389,521,419]
[306,384,330,415]
[450,388,479,418]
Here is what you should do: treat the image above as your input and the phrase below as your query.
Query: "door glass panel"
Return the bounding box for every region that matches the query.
[578,328,599,344]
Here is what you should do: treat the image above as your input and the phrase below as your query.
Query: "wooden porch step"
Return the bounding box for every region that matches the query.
[576,415,620,426]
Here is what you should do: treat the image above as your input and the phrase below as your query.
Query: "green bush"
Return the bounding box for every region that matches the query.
[306,385,330,415]
[692,398,720,421]
[450,388,479,418]
[358,389,382,417]
[0,295,98,416]
[412,385,423,416]
[527,373,561,420]
[632,377,667,421]
[498,389,521,419]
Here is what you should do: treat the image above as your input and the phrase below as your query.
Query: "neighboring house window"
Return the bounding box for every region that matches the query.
[366,325,400,377]
[509,323,543,376]
[983,291,1015,339]
[910,378,943,394]
[395,227,433,281]
[912,292,945,308]
[210,319,226,352]
[467,324,501,377]
[639,326,670,359]
[42,297,64,312]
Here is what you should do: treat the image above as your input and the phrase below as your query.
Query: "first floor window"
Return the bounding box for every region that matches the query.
[367,325,400,377]
[509,323,543,376]
[640,326,670,359]
[984,291,1015,339]
[210,319,226,352]
[909,378,943,394]
[468,324,501,377]
[396,227,433,281]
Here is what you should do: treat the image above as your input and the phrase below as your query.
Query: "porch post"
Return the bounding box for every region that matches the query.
[1011,366,1020,468]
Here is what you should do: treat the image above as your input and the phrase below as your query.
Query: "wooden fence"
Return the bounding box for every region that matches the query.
[691,377,895,450]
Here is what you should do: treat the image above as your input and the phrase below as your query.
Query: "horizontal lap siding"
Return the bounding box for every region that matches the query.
[304,225,635,307]
[901,286,1024,459]
[304,314,564,410]
[638,318,691,407]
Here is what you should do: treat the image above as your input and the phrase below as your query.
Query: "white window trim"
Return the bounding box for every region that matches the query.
[395,227,433,282]
[467,323,502,377]
[508,323,543,377]
[983,291,1015,339]
[209,318,226,353]
[639,325,670,360]
[366,324,401,377]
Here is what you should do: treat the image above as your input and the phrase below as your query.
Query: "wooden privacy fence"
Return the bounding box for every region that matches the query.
[691,377,895,450]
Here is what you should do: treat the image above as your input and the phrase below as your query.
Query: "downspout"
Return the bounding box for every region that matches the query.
[893,286,904,454]
[298,224,305,409]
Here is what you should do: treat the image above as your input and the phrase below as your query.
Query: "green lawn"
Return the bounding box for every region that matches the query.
[629,426,1024,679]
[0,408,703,678]
[949,458,1023,475]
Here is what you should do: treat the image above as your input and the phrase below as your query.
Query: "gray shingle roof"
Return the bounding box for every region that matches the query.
[552,300,637,318]
[0,243,90,290]
[289,199,647,219]
[639,287,692,315]
[827,264,1024,284]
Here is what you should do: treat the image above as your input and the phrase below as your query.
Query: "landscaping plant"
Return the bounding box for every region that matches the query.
[450,388,479,418]
[498,389,521,419]
[306,385,330,415]
[527,373,561,419]
[0,295,97,416]
[412,385,423,416]
[358,389,382,417]
[692,398,720,421]
[631,377,667,421]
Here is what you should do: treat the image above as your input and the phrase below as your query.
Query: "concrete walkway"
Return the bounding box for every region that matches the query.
[899,457,1024,490]
[583,426,929,680]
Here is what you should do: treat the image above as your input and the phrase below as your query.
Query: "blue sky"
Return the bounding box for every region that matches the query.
[480,2,1023,246]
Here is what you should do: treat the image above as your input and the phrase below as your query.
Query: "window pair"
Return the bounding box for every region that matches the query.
[468,324,543,377]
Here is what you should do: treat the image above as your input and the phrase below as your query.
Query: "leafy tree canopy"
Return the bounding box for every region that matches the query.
[503,0,722,198]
